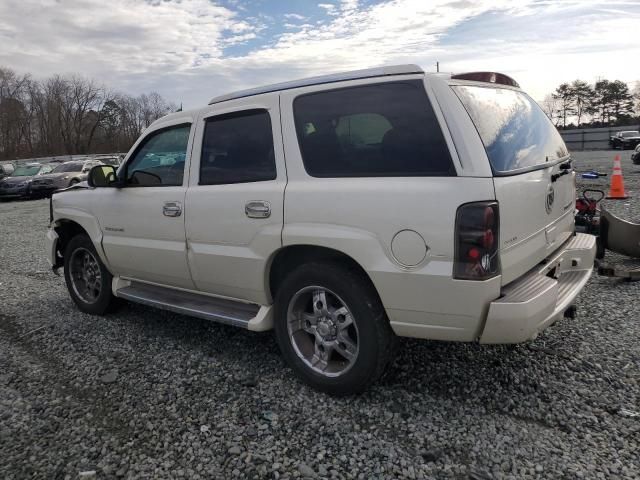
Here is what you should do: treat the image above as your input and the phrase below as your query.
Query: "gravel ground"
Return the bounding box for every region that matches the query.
[1,150,639,479]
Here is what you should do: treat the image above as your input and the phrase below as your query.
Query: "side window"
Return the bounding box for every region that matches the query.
[40,165,52,174]
[293,81,454,177]
[125,124,191,187]
[200,109,276,185]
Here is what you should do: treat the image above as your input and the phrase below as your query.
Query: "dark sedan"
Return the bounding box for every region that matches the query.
[0,163,54,199]
[610,130,640,150]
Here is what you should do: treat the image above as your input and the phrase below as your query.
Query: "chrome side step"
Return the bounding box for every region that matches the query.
[115,281,273,331]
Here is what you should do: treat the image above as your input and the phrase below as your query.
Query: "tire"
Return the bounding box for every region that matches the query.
[274,262,394,396]
[63,234,115,315]
[69,179,79,186]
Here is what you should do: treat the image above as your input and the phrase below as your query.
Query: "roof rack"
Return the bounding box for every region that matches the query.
[208,64,424,105]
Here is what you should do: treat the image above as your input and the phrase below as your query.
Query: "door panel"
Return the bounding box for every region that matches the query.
[185,95,285,304]
[92,118,196,289]
[95,186,194,289]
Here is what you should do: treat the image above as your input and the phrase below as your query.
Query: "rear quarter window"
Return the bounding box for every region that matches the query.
[293,80,455,177]
[452,85,568,174]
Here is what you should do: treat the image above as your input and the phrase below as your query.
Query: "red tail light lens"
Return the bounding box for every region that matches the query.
[454,201,500,280]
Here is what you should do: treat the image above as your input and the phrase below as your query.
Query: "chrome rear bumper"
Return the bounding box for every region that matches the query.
[479,233,596,344]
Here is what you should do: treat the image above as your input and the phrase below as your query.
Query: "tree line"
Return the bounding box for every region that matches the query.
[541,78,639,130]
[0,66,177,161]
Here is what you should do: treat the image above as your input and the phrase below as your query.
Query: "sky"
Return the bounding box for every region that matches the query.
[0,0,638,107]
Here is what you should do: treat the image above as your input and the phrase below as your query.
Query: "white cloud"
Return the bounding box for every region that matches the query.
[0,0,637,107]
[0,0,253,76]
[284,13,307,21]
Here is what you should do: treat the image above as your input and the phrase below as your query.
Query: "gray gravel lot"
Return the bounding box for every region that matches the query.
[1,150,639,479]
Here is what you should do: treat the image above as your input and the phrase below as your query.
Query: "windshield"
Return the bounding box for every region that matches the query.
[621,131,639,138]
[12,165,41,176]
[452,85,568,174]
[53,162,83,173]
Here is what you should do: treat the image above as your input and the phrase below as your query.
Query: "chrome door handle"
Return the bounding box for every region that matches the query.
[163,201,182,217]
[245,200,271,219]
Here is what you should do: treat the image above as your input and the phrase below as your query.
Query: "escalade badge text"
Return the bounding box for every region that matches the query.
[545,184,555,214]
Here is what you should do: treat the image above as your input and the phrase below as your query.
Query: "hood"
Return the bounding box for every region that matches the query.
[36,172,74,181]
[55,180,89,192]
[1,175,34,184]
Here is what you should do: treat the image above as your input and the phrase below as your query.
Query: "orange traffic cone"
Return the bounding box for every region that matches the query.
[606,154,628,199]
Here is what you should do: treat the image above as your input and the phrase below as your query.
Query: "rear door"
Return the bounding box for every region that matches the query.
[452,84,575,285]
[184,94,285,305]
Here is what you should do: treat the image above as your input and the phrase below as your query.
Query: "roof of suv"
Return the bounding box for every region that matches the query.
[151,65,519,129]
[208,64,424,105]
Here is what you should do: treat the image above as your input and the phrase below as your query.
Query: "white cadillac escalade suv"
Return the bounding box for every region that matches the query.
[46,65,596,395]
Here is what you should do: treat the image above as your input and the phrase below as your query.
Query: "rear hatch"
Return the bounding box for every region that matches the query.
[452,83,575,285]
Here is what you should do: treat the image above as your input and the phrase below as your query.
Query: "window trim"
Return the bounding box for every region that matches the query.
[292,80,456,178]
[122,122,192,188]
[198,108,278,186]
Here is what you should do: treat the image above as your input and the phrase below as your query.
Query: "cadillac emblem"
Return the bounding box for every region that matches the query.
[545,183,555,214]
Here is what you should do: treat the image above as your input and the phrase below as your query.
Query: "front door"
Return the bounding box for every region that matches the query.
[184,94,286,305]
[93,120,196,289]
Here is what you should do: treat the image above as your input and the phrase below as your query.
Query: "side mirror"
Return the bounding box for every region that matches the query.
[88,165,118,188]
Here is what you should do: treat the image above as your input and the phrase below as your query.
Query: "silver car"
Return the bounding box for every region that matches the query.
[30,160,102,197]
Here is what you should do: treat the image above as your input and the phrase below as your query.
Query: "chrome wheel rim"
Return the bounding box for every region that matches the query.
[286,286,359,378]
[69,247,102,304]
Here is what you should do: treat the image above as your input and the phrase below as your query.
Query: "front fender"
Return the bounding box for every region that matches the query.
[51,191,110,269]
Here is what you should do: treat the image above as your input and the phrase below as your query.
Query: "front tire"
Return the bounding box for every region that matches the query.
[274,262,394,396]
[63,234,115,315]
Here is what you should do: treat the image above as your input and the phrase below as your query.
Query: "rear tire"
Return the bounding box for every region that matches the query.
[274,262,394,396]
[63,234,115,315]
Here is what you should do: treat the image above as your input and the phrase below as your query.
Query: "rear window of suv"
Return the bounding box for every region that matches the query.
[293,81,454,177]
[452,85,568,174]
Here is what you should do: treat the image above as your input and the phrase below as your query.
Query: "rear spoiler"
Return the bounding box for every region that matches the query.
[451,72,520,88]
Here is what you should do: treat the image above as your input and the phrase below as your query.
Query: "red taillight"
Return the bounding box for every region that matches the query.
[454,202,500,280]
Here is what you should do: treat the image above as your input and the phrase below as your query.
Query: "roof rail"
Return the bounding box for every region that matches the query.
[208,64,424,105]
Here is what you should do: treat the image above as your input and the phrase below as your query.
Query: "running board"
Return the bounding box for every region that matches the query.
[115,282,273,331]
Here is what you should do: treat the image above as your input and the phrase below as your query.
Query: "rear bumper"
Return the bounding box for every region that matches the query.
[479,233,596,344]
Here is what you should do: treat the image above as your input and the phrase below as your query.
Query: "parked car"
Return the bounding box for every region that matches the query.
[46,65,596,395]
[97,156,122,166]
[0,162,15,180]
[0,163,54,199]
[632,144,640,165]
[610,130,640,150]
[30,159,103,197]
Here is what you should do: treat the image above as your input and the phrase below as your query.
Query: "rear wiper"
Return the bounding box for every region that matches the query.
[551,170,571,182]
[551,158,573,182]
[559,159,572,170]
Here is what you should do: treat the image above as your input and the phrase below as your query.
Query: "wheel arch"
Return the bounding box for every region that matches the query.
[52,214,110,270]
[267,244,383,305]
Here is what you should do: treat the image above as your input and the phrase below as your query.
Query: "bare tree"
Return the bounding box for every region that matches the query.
[0,65,177,161]
[540,94,561,126]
